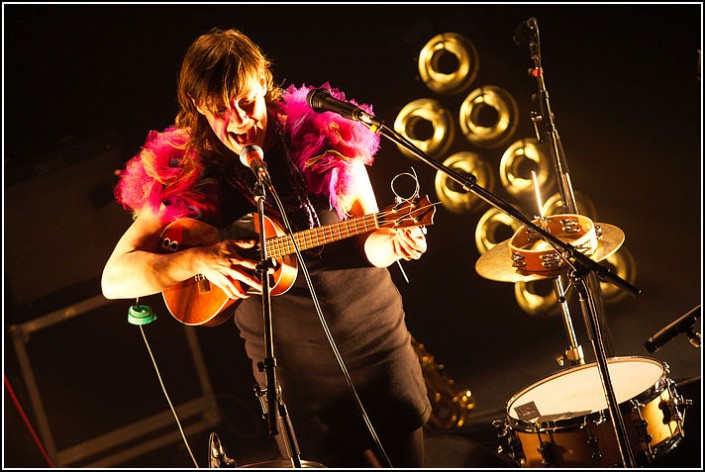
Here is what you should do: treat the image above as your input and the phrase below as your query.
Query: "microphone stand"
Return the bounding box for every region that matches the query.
[522,17,614,363]
[251,180,303,468]
[518,18,635,467]
[362,97,640,467]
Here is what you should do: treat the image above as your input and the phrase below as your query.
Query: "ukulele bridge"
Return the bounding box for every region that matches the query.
[195,274,211,293]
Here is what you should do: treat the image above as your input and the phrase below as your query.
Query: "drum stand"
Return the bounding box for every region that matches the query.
[553,276,585,366]
[517,18,638,467]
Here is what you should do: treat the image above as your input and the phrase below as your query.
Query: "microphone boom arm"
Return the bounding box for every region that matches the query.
[375,121,639,297]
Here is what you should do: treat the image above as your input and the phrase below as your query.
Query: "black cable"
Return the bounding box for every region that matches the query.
[267,185,394,468]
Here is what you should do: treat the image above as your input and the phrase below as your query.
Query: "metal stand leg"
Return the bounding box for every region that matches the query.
[553,276,585,366]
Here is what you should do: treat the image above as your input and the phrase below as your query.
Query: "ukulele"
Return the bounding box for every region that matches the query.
[160,195,436,327]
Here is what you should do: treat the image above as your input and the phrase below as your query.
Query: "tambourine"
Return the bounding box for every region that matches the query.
[508,214,599,273]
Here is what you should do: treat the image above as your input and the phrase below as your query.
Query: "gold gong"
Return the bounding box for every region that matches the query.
[599,247,637,304]
[474,207,523,255]
[418,32,479,95]
[542,192,598,221]
[435,152,493,214]
[393,98,454,160]
[499,138,552,198]
[459,86,519,149]
[515,279,559,316]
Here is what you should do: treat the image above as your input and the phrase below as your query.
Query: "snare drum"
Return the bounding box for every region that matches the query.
[501,356,687,467]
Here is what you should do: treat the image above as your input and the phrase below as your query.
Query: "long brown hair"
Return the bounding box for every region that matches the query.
[175,28,282,159]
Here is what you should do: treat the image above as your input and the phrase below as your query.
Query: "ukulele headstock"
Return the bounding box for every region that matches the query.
[379,195,437,229]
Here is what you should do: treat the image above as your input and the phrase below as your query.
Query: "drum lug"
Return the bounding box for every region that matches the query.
[584,429,603,464]
[593,410,606,426]
[492,419,525,465]
[629,398,655,459]
[533,424,556,466]
[634,418,653,444]
[660,380,692,436]
[537,441,556,466]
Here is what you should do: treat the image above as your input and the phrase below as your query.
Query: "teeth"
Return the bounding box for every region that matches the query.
[230,132,249,144]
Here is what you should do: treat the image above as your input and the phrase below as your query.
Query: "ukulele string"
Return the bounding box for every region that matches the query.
[390,167,421,284]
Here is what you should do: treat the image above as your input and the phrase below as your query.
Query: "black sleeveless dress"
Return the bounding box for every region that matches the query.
[204,141,431,465]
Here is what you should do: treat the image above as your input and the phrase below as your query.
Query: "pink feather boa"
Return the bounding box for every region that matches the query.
[114,127,216,223]
[282,83,380,218]
[115,83,380,223]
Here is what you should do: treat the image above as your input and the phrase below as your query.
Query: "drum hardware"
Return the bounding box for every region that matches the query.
[499,357,689,467]
[554,276,585,367]
[492,418,525,464]
[511,16,637,466]
[542,192,598,221]
[533,426,556,466]
[557,345,584,367]
[660,377,692,438]
[628,400,654,459]
[584,429,602,464]
[207,432,237,468]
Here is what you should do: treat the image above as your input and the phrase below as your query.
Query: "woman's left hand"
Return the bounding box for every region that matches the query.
[392,226,427,261]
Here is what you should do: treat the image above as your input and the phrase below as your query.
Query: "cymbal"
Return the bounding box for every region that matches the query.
[475,223,625,283]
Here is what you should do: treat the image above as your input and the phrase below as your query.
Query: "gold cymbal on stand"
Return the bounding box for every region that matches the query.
[475,223,625,283]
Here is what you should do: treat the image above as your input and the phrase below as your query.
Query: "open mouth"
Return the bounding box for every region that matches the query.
[229,132,252,146]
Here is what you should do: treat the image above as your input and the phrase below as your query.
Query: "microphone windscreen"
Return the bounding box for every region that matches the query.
[239,144,263,168]
[307,88,331,112]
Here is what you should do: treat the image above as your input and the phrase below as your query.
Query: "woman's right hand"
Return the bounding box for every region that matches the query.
[194,239,263,299]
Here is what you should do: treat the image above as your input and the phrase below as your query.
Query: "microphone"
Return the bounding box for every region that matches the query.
[306,88,382,130]
[644,305,701,353]
[513,17,538,46]
[239,144,271,185]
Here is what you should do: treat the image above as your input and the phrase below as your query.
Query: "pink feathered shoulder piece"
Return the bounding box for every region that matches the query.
[114,127,213,223]
[282,83,381,218]
[115,83,380,223]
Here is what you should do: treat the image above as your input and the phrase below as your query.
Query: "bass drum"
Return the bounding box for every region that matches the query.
[501,356,688,467]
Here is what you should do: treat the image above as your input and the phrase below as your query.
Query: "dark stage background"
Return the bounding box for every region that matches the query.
[3,4,702,469]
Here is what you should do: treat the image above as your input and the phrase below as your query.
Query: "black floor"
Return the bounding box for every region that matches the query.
[4,294,702,468]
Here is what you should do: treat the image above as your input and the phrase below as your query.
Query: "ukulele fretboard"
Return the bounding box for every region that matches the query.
[266,213,379,257]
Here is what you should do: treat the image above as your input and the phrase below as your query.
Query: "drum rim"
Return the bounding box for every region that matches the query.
[505,356,668,429]
[239,459,326,468]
